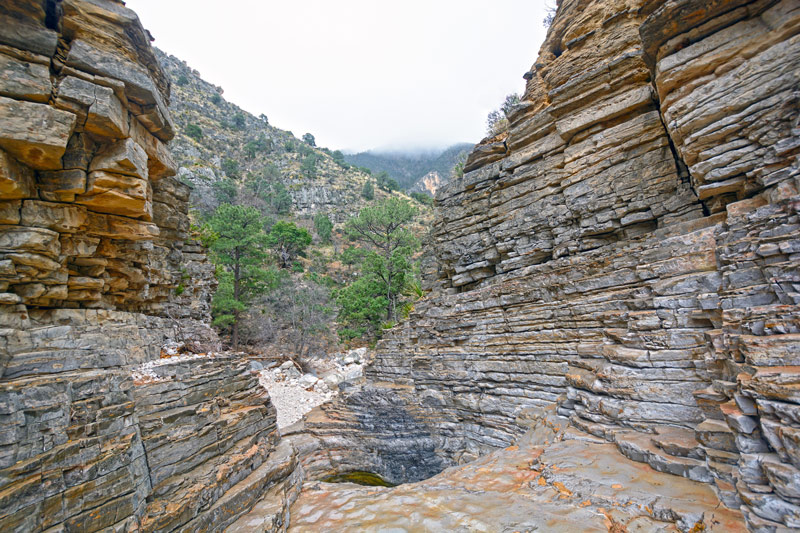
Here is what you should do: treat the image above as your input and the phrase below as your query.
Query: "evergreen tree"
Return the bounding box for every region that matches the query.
[271,182,292,215]
[344,197,418,321]
[205,204,276,349]
[361,180,375,200]
[314,213,333,244]
[266,221,312,268]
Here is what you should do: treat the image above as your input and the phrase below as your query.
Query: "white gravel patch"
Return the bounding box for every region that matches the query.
[258,349,370,430]
[259,369,336,429]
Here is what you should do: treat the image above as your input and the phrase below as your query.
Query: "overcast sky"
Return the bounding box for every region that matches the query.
[126,0,550,153]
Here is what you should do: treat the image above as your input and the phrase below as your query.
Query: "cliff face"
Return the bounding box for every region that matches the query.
[299,1,800,530]
[0,2,298,531]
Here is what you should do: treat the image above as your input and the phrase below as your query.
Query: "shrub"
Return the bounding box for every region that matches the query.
[185,123,203,140]
[233,113,246,129]
[176,74,189,86]
[486,93,521,136]
[211,93,222,105]
[410,192,433,205]
[221,158,240,178]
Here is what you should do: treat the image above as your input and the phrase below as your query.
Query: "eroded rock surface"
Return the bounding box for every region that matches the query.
[296,1,800,531]
[0,1,296,531]
[291,409,747,532]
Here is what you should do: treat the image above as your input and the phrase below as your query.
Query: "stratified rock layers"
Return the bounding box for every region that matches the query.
[0,1,296,531]
[301,1,800,530]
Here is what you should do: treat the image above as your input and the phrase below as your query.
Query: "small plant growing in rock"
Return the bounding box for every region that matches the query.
[543,2,557,28]
[302,133,316,146]
[486,93,521,137]
[211,93,222,105]
[176,74,189,86]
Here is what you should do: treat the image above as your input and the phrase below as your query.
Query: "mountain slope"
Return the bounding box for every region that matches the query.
[157,50,393,222]
[345,143,471,192]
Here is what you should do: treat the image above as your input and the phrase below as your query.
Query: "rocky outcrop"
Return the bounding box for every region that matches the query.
[408,170,445,197]
[297,1,800,531]
[0,2,296,531]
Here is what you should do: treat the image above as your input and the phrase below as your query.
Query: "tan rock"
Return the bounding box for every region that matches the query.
[64,38,175,141]
[89,138,148,179]
[0,199,20,223]
[84,211,159,240]
[62,133,96,170]
[56,76,128,139]
[37,169,87,196]
[0,147,35,199]
[129,118,176,180]
[0,10,57,58]
[76,170,152,220]
[0,95,76,170]
[0,225,60,255]
[0,51,51,103]
[20,200,87,233]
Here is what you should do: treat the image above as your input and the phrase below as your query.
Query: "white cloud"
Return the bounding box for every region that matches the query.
[126,0,549,151]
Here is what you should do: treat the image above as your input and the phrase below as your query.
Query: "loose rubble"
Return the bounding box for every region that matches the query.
[258,348,369,429]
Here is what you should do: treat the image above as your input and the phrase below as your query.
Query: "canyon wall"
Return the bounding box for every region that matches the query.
[301,1,800,530]
[0,1,297,531]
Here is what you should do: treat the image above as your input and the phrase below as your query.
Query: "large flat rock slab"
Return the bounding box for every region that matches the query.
[289,431,746,532]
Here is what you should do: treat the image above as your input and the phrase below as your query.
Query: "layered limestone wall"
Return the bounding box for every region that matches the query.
[0,1,298,531]
[300,1,800,530]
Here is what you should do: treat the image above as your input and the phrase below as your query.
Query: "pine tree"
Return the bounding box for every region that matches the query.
[206,204,276,349]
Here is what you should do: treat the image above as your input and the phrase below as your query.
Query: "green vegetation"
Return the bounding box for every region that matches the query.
[331,150,349,168]
[210,93,222,105]
[185,123,203,140]
[233,112,246,129]
[314,213,333,244]
[221,157,240,178]
[212,177,237,205]
[176,74,189,86]
[486,93,520,136]
[361,180,375,200]
[301,154,317,178]
[343,144,472,190]
[244,136,270,159]
[205,204,277,349]
[302,133,316,146]
[336,197,419,339]
[284,140,295,152]
[376,171,398,192]
[270,182,292,215]
[267,221,312,268]
[410,192,433,205]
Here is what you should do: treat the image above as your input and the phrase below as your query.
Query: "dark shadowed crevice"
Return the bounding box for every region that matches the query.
[43,0,62,30]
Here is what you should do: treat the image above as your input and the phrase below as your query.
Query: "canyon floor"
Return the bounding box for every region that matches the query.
[283,409,746,532]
